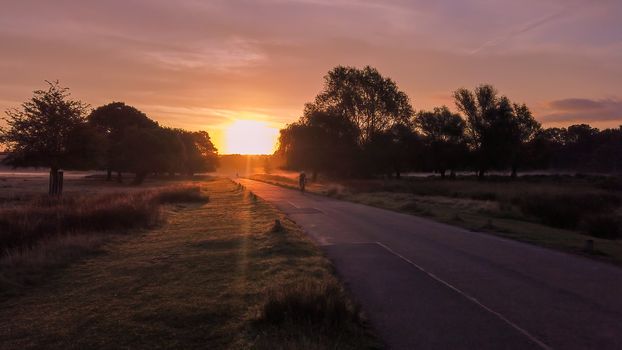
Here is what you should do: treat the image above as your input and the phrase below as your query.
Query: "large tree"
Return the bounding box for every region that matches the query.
[305,66,414,144]
[508,103,541,177]
[453,84,540,178]
[277,110,359,180]
[0,81,91,194]
[364,123,421,179]
[415,106,467,178]
[177,130,219,176]
[88,102,159,181]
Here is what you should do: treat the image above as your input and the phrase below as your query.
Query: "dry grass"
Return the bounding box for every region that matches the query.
[0,178,378,349]
[0,185,208,252]
[253,279,369,350]
[0,185,209,297]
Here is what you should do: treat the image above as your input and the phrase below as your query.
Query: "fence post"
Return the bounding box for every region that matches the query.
[48,169,63,195]
[58,170,64,195]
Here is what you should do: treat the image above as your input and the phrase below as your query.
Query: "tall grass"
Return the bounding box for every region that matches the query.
[259,280,361,328]
[0,185,208,296]
[513,193,620,233]
[252,279,376,349]
[0,185,208,253]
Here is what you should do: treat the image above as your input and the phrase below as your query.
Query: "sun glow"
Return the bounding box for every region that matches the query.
[224,119,279,154]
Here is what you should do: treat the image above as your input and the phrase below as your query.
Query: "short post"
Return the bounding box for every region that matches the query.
[58,170,64,195]
[584,239,594,253]
[49,169,59,195]
[49,169,54,195]
[48,169,63,195]
[272,219,283,232]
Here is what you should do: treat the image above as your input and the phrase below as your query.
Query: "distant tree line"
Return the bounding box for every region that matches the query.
[277,66,622,179]
[0,81,218,190]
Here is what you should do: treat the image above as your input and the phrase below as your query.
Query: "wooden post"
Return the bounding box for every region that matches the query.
[49,169,59,195]
[584,239,594,253]
[48,169,63,195]
[49,169,54,195]
[58,170,64,195]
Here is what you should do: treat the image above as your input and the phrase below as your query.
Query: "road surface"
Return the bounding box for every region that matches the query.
[237,179,622,350]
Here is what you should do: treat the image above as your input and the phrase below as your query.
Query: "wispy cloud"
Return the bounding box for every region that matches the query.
[541,97,622,123]
[144,39,266,72]
[470,8,572,55]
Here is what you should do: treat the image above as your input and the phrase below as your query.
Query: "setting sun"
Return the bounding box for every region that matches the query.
[224,120,279,155]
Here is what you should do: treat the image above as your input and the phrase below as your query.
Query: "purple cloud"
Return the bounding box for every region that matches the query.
[542,98,622,122]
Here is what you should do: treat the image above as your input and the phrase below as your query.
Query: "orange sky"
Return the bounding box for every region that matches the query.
[1,0,621,153]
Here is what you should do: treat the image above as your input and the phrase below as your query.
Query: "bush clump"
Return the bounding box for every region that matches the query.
[513,193,621,230]
[0,186,207,252]
[154,185,207,203]
[259,281,361,329]
[580,214,621,239]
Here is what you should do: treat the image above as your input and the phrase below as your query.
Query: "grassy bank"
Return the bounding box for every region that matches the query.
[0,185,208,296]
[0,178,378,349]
[250,173,622,266]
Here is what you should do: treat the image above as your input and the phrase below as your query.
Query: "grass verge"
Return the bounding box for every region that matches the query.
[249,174,622,266]
[0,178,379,349]
[0,185,209,297]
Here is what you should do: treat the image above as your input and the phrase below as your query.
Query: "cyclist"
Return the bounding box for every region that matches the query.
[299,172,307,193]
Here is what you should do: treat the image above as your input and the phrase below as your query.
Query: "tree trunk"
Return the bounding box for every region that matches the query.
[450,169,456,178]
[48,168,58,195]
[440,169,446,178]
[133,172,147,185]
[395,169,401,179]
[48,168,63,195]
[117,171,123,183]
[106,169,112,181]
[511,165,518,178]
[478,169,485,179]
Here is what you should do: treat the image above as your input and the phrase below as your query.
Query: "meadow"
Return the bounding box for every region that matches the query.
[251,173,622,265]
[0,174,378,349]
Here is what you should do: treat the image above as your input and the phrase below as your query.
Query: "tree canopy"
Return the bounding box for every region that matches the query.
[305,66,414,144]
[1,83,220,188]
[0,81,92,171]
[415,107,467,177]
[453,84,540,177]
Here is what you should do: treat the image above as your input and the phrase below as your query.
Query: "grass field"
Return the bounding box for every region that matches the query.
[250,173,622,266]
[0,176,378,349]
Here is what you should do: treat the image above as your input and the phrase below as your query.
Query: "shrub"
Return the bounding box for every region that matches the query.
[325,187,339,197]
[513,193,621,229]
[399,201,421,212]
[580,214,621,239]
[0,186,207,252]
[259,281,360,329]
[154,186,207,203]
[597,177,622,192]
[469,192,497,201]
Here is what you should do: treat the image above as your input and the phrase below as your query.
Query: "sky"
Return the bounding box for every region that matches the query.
[1,0,621,153]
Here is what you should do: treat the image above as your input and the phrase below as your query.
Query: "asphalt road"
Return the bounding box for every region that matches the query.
[237,179,622,350]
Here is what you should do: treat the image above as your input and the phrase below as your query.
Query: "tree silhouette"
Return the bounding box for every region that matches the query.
[454,84,540,178]
[365,123,421,179]
[277,110,359,180]
[180,130,219,176]
[305,66,414,144]
[88,102,159,181]
[0,81,90,194]
[416,106,467,178]
[508,103,541,177]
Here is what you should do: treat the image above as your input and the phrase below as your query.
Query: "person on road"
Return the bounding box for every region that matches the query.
[299,172,307,193]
